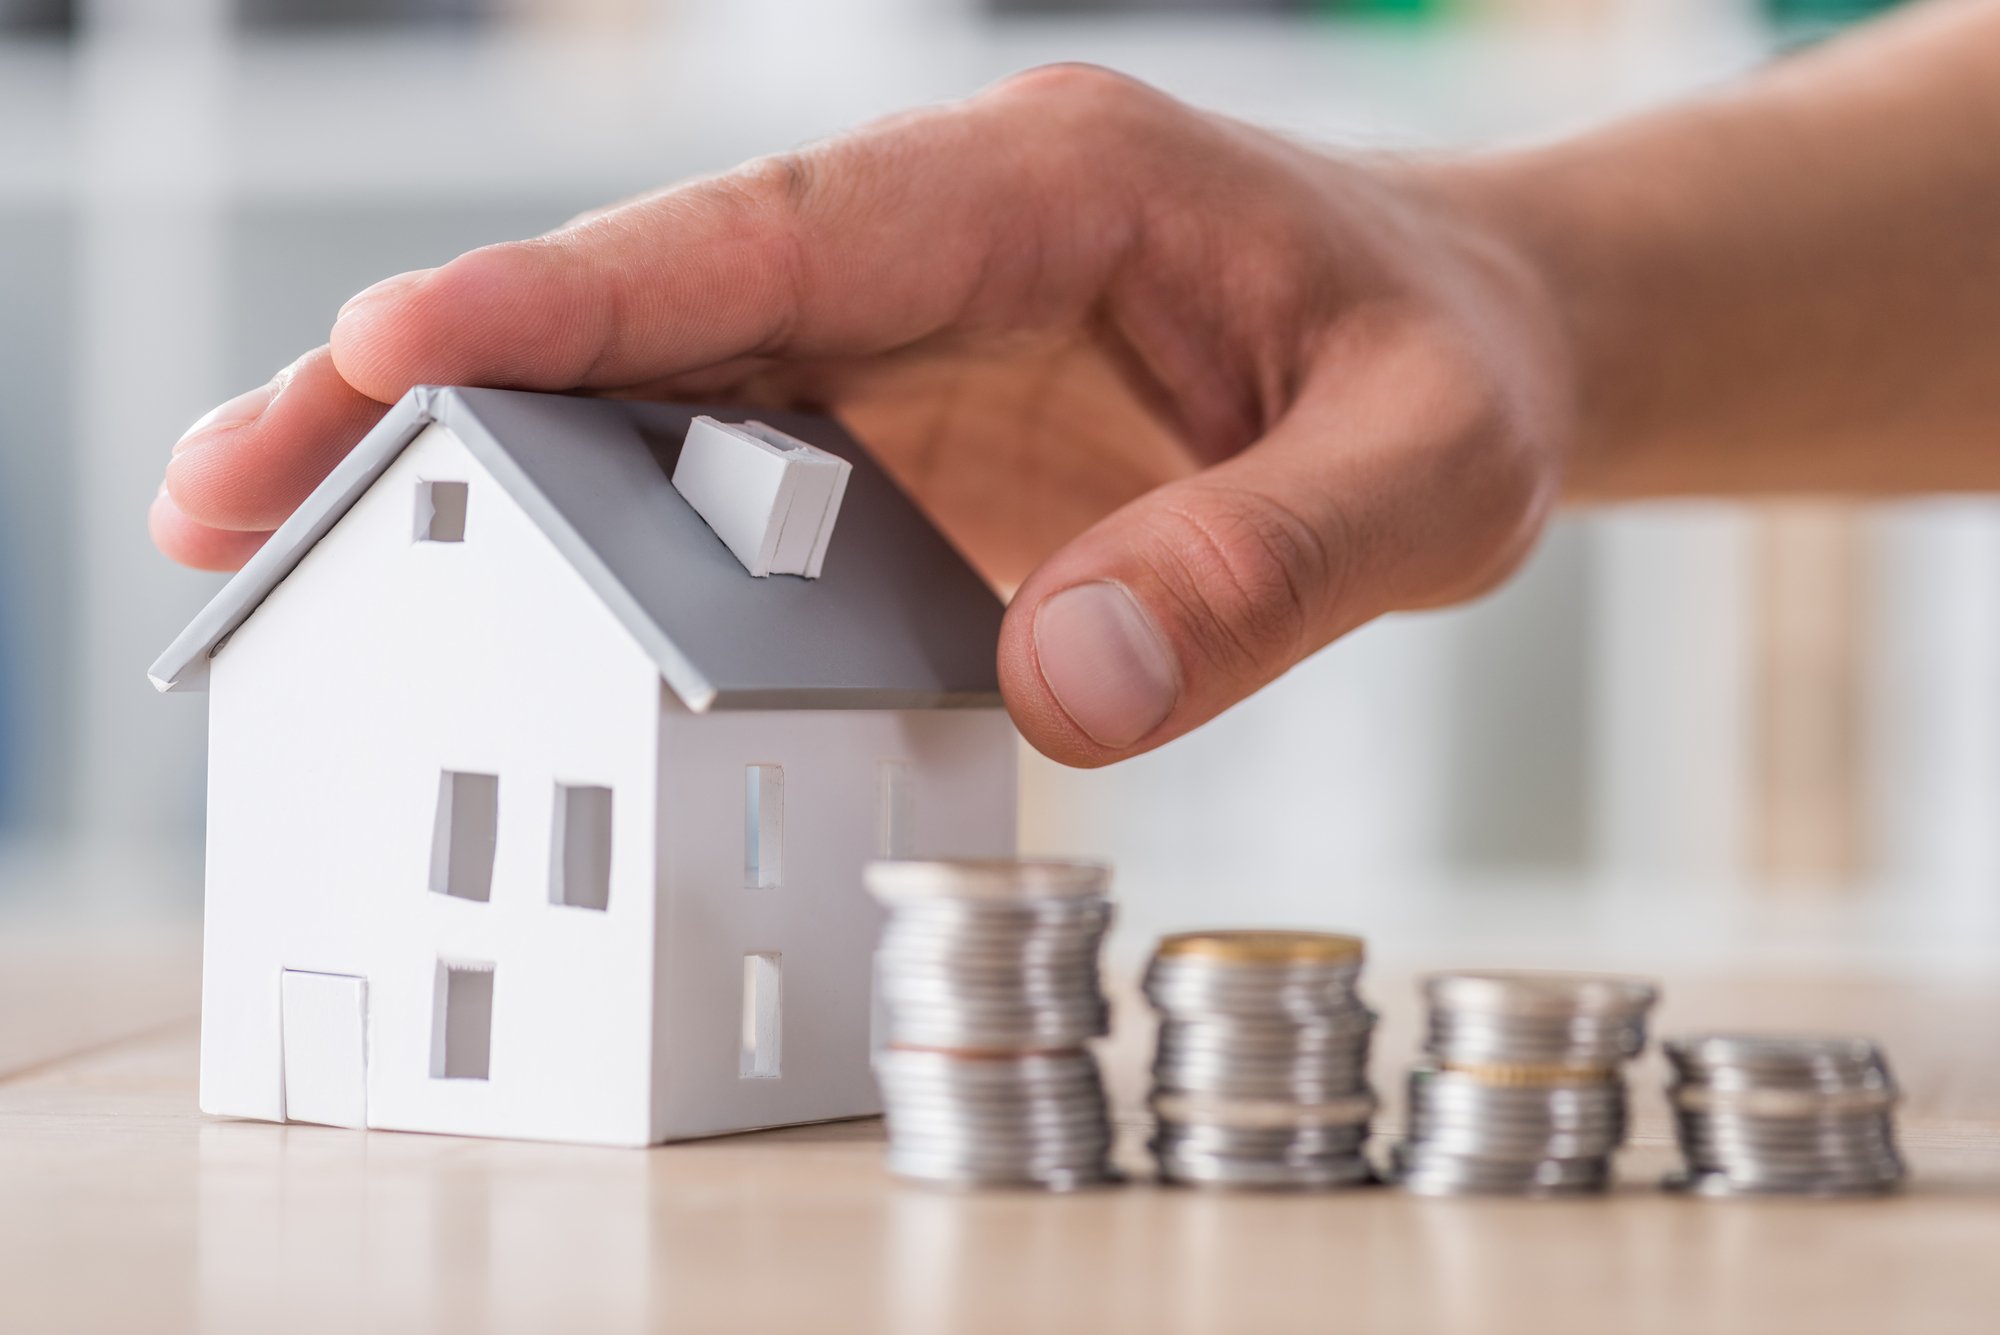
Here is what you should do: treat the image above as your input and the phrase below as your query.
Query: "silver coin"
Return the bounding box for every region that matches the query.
[868,863,1116,1194]
[1423,971,1659,1019]
[1150,1090,1378,1131]
[1141,933,1378,1190]
[1154,1147,1374,1191]
[1662,1032,1906,1196]
[1146,961,1366,1024]
[1153,1119,1372,1191]
[1665,1033,1889,1078]
[1393,973,1656,1197]
[872,860,1114,1067]
[1665,1168,1901,1199]
[1156,1119,1370,1157]
[1391,1143,1614,1197]
[1426,1010,1649,1068]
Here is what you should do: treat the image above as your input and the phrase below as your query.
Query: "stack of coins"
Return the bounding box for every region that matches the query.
[1393,971,1659,1197]
[1143,931,1377,1189]
[866,859,1116,1191]
[1664,1034,1905,1196]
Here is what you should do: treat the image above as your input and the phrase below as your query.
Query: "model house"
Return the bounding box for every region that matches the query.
[149,387,1016,1147]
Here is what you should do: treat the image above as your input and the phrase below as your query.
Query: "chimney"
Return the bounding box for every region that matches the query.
[670,416,853,579]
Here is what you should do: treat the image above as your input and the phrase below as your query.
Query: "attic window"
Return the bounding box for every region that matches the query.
[415,480,468,543]
[430,771,498,902]
[550,784,613,911]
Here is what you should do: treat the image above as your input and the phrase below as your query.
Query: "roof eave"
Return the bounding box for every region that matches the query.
[147,387,444,694]
[702,688,1005,711]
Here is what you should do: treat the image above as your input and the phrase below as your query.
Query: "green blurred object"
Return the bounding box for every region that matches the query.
[1762,0,1904,27]
[1311,0,1447,20]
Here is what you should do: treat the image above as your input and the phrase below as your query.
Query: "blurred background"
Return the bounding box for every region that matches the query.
[3,0,1994,979]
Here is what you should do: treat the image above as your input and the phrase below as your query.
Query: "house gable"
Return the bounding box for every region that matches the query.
[198,422,663,1145]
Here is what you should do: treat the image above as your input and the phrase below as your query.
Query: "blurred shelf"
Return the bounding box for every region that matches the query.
[0,44,75,204]
[0,14,1773,208]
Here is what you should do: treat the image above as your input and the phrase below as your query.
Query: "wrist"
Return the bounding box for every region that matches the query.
[1395,149,1623,501]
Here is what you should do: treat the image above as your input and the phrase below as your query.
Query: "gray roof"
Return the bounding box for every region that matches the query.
[149,387,1005,711]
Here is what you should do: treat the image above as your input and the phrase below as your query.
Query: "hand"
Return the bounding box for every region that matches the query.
[153,65,1574,767]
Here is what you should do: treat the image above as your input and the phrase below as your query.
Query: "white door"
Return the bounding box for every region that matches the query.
[280,970,368,1128]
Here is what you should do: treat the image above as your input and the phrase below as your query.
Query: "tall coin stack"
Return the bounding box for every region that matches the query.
[1664,1034,1906,1196]
[1144,931,1377,1189]
[1393,971,1659,1197]
[866,859,1116,1191]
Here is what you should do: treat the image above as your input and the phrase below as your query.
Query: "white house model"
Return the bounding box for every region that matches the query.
[150,387,1016,1147]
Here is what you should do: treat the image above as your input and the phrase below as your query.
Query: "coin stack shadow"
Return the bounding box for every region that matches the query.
[1664,1034,1905,1196]
[1392,972,1659,1197]
[1144,931,1378,1189]
[866,859,1117,1191]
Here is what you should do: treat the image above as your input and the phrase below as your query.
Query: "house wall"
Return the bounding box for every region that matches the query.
[653,700,1017,1140]
[202,423,663,1146]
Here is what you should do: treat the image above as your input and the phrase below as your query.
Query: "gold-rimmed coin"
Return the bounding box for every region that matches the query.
[1156,930,1364,965]
[1437,1060,1621,1088]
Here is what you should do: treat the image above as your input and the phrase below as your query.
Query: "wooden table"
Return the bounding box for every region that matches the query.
[3,929,1997,1334]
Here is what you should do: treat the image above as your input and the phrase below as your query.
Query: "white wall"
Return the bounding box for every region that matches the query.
[203,424,663,1145]
[653,701,1016,1140]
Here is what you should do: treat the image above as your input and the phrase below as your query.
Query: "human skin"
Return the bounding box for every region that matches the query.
[153,0,2000,768]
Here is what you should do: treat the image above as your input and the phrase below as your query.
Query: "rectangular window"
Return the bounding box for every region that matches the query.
[432,961,495,1080]
[550,783,613,911]
[877,761,912,859]
[430,771,498,902]
[744,764,783,888]
[414,479,469,543]
[739,952,782,1079]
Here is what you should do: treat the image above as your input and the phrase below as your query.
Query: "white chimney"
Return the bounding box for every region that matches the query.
[670,416,854,579]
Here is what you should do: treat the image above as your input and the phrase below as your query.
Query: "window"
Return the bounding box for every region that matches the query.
[739,952,782,1079]
[878,761,912,858]
[744,765,783,888]
[414,479,468,543]
[430,771,498,902]
[432,961,495,1080]
[550,784,613,911]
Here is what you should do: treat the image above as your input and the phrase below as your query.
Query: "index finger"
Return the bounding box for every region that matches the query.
[161,66,1166,541]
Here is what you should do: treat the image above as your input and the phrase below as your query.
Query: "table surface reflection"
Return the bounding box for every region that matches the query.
[2,929,1996,1335]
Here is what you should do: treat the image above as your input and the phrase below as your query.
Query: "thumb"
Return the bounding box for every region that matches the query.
[997,354,1549,766]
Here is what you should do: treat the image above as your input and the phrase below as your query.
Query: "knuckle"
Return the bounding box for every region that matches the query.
[1138,487,1337,675]
[987,62,1151,114]
[703,150,829,354]
[723,148,824,222]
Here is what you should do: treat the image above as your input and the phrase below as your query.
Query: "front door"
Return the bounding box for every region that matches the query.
[280,970,368,1128]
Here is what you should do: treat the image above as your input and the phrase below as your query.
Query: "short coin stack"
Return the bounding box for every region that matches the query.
[1144,931,1377,1189]
[866,859,1116,1191]
[1664,1034,1905,1196]
[1393,971,1658,1197]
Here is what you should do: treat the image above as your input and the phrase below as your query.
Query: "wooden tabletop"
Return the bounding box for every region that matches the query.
[3,928,1997,1335]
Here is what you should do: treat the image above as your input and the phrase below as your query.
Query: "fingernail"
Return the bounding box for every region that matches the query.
[173,382,276,455]
[336,268,432,323]
[1033,581,1180,749]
